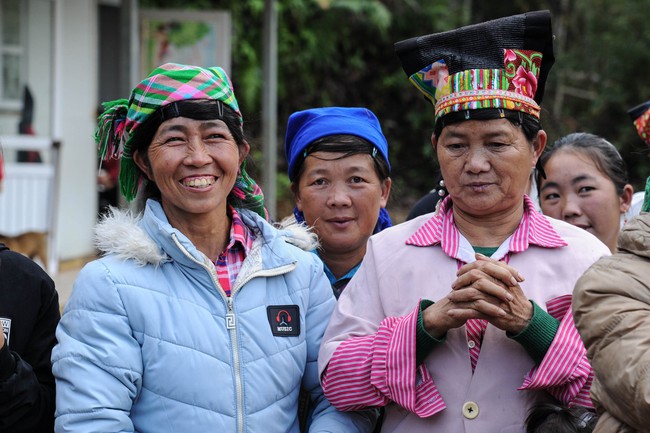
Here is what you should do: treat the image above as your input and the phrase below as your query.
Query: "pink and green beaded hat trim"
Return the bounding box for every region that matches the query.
[633,108,650,213]
[633,105,650,145]
[395,11,554,125]
[408,49,543,122]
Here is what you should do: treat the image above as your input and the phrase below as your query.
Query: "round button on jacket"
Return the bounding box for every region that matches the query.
[462,401,479,419]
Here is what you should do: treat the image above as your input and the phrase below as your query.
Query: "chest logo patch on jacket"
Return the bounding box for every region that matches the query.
[267,305,300,337]
[1,317,10,345]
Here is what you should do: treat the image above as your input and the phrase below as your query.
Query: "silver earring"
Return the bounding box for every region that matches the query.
[437,179,446,197]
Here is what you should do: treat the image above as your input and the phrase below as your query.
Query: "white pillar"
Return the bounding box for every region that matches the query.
[51,0,99,261]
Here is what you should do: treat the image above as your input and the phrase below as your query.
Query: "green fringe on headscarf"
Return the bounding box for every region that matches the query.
[93,98,142,201]
[119,151,140,202]
[642,176,650,213]
[228,160,267,220]
[94,98,143,201]
[95,99,128,160]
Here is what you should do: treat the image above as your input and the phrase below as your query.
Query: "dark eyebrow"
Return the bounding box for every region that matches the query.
[571,174,596,185]
[198,120,228,130]
[540,174,597,192]
[540,181,559,192]
[443,129,512,140]
[303,165,331,175]
[157,120,228,136]
[158,123,187,134]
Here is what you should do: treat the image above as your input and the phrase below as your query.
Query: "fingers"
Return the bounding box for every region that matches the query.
[445,254,532,331]
[475,253,525,281]
[447,299,507,321]
[446,291,532,333]
[424,296,507,336]
[456,254,524,282]
[453,266,517,289]
[453,254,526,302]
[422,299,464,338]
[452,269,515,303]
[448,281,511,303]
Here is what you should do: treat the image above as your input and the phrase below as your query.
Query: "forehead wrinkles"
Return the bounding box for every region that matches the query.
[304,154,375,174]
[443,127,516,143]
[441,119,521,143]
[156,118,229,134]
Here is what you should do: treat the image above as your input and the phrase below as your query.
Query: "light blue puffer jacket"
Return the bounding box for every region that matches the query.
[52,200,373,433]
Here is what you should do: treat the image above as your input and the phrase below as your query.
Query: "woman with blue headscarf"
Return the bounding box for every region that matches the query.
[284,107,392,298]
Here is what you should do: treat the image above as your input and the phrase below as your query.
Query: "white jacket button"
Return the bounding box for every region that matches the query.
[462,401,479,419]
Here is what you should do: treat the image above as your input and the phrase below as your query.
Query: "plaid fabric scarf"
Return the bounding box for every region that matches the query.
[94,63,266,219]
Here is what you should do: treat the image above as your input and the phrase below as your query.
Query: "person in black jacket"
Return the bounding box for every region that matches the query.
[0,243,59,432]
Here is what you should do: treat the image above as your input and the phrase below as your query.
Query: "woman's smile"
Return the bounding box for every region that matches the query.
[181,175,217,189]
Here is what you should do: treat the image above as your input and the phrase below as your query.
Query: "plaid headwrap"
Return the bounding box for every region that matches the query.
[395,10,554,124]
[95,63,266,219]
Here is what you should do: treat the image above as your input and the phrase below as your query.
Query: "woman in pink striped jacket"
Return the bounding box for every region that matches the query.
[318,11,610,433]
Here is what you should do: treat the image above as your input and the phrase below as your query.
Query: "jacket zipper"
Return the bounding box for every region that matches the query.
[226,293,244,433]
[171,233,296,433]
[201,257,245,433]
[224,263,295,433]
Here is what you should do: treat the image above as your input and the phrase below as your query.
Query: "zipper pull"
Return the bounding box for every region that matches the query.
[226,297,235,329]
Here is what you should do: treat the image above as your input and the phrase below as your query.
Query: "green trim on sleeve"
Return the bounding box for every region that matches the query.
[416,299,446,365]
[508,300,560,364]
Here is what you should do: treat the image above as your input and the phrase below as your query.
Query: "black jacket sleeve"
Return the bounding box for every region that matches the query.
[0,245,60,433]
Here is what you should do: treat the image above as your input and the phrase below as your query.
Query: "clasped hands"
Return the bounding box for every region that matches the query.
[423,253,533,339]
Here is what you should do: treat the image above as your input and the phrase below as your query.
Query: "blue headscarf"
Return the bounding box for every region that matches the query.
[285,107,392,233]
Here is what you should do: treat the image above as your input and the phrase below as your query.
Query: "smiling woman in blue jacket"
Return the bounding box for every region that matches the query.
[52,63,373,433]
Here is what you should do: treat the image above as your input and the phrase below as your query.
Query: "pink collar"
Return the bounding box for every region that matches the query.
[406,195,566,262]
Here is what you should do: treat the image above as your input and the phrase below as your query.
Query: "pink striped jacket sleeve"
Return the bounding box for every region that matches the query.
[519,294,594,407]
[321,303,446,417]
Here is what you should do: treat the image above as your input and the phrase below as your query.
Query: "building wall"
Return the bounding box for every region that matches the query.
[27,0,53,137]
[53,0,99,261]
[0,0,106,267]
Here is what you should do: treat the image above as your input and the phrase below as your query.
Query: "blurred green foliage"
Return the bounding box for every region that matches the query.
[141,0,650,217]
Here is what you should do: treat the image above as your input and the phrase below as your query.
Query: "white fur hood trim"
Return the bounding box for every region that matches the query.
[275,215,320,252]
[95,207,320,267]
[94,207,167,266]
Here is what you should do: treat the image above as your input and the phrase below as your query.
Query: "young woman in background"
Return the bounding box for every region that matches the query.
[537,132,634,252]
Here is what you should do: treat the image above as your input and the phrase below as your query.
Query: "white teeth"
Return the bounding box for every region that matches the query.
[183,177,215,188]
